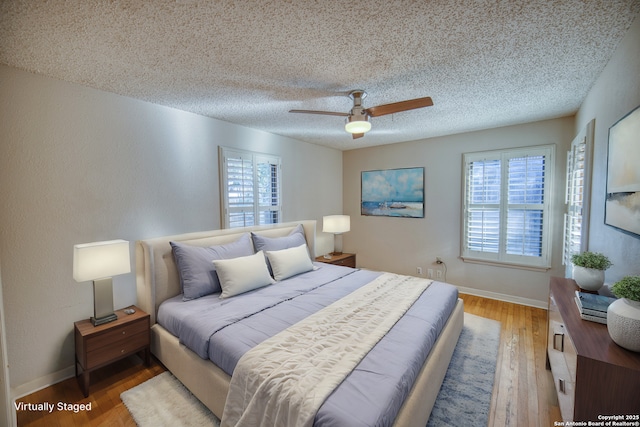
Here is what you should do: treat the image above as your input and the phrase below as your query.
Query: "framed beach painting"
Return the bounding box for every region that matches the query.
[605,104,640,238]
[361,167,424,218]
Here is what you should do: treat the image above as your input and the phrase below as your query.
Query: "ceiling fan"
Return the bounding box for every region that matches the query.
[289,90,433,139]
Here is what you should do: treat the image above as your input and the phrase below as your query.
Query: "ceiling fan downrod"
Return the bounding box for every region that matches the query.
[345,90,371,135]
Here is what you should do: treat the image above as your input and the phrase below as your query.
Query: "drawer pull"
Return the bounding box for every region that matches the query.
[122,331,126,335]
[559,378,566,394]
[121,349,125,353]
[553,328,565,352]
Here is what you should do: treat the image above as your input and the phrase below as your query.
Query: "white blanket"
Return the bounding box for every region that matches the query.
[221,273,432,427]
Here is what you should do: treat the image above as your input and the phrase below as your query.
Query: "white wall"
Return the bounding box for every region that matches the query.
[0,65,342,396]
[343,117,574,307]
[575,15,640,283]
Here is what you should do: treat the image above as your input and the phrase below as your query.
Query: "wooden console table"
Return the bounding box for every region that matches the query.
[546,277,640,421]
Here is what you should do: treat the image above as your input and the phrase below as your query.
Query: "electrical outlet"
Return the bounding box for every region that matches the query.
[417,267,423,275]
[436,270,443,279]
[427,269,434,279]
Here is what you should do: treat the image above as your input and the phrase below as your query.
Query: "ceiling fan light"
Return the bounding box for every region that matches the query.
[345,118,371,134]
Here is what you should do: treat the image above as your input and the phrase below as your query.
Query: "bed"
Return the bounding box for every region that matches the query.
[135,220,464,427]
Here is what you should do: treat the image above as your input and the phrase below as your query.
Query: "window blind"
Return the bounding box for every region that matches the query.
[226,152,255,228]
[562,120,594,269]
[506,155,545,257]
[256,156,280,225]
[220,147,281,228]
[462,145,554,269]
[563,142,586,263]
[466,159,501,254]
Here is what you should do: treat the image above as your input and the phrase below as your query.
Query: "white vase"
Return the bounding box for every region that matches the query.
[572,265,605,291]
[607,298,640,352]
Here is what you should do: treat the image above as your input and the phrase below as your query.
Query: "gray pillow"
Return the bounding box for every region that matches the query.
[171,233,254,301]
[251,225,308,274]
[251,224,307,252]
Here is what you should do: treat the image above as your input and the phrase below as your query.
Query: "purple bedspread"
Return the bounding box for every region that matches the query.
[157,263,458,426]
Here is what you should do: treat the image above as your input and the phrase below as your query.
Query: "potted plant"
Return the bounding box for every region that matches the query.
[570,251,612,292]
[608,276,640,352]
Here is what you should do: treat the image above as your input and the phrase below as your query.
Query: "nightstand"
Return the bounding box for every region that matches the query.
[74,305,150,397]
[315,253,356,268]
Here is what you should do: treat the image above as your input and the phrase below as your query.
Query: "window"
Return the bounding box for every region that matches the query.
[563,120,594,272]
[462,145,554,269]
[219,147,281,228]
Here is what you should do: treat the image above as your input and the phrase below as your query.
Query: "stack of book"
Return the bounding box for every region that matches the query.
[574,291,617,324]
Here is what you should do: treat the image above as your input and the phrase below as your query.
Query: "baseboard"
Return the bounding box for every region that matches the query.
[11,365,75,401]
[455,285,548,310]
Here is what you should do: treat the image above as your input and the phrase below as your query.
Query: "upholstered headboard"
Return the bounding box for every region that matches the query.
[135,220,316,324]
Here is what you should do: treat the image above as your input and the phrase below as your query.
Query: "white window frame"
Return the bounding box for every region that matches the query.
[461,144,555,270]
[219,146,282,229]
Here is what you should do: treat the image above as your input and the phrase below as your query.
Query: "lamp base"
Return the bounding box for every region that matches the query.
[91,312,118,326]
[333,233,344,255]
[92,277,117,327]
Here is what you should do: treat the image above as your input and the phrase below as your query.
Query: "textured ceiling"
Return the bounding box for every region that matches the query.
[1,1,639,150]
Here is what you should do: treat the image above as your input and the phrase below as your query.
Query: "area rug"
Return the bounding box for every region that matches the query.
[121,312,500,427]
[121,371,220,427]
[427,312,501,427]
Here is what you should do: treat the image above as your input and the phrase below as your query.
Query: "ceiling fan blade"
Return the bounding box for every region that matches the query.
[352,133,365,139]
[366,97,433,117]
[289,109,349,117]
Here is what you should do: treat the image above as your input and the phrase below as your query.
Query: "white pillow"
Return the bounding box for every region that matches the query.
[266,244,314,281]
[213,251,275,299]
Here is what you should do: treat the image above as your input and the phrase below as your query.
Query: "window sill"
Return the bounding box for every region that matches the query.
[460,256,551,272]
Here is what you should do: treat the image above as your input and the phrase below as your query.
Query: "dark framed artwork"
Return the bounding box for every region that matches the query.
[605,104,640,238]
[361,167,424,218]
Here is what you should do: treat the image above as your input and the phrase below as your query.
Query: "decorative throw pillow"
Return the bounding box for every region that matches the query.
[266,244,314,281]
[213,251,275,299]
[170,233,254,301]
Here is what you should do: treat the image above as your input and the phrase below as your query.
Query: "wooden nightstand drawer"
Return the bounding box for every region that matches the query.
[332,256,355,268]
[86,331,149,369]
[85,318,149,353]
[315,253,356,268]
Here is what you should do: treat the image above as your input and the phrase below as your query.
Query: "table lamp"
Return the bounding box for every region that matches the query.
[73,239,131,326]
[323,215,350,256]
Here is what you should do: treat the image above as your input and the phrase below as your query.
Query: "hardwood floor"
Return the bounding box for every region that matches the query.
[15,294,560,426]
[16,357,166,427]
[461,293,561,427]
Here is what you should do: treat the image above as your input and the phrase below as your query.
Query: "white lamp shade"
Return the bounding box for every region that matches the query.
[345,119,371,134]
[73,239,131,282]
[323,215,351,234]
